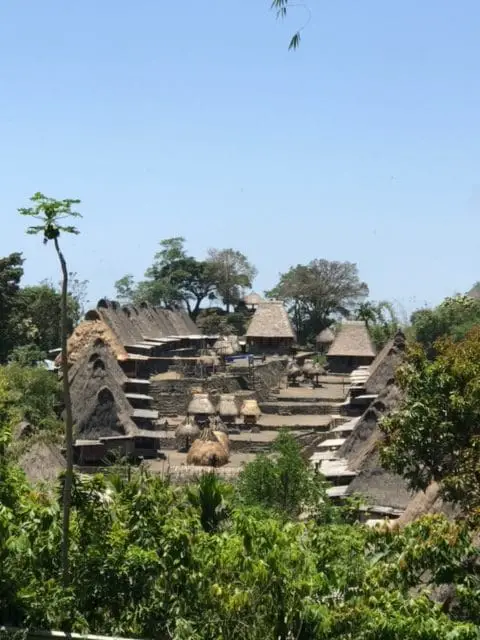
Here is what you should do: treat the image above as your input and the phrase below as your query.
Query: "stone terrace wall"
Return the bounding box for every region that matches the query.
[150,360,286,417]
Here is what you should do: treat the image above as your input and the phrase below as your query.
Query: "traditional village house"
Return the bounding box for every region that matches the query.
[245,301,296,354]
[315,327,335,354]
[326,320,376,373]
[243,291,265,311]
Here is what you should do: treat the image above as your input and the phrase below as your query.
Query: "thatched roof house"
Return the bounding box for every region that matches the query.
[244,292,265,308]
[246,302,295,354]
[58,317,129,366]
[337,330,412,509]
[327,321,376,373]
[316,327,335,353]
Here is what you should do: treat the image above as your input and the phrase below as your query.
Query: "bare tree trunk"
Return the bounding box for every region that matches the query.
[55,237,73,587]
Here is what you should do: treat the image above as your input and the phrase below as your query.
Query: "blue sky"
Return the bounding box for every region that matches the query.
[1,1,479,319]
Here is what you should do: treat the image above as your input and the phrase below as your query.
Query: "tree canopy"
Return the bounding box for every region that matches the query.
[381,327,480,521]
[115,238,257,320]
[410,294,480,356]
[267,259,369,343]
[354,300,399,351]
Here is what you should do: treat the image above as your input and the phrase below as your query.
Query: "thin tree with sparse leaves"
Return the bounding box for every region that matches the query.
[18,192,82,586]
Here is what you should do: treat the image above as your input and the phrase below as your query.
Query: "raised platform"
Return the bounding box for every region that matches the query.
[258,414,331,430]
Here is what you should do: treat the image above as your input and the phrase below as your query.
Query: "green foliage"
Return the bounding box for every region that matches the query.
[11,282,80,354]
[1,459,479,638]
[410,295,480,356]
[267,259,369,344]
[206,248,257,312]
[0,253,25,363]
[0,363,62,438]
[18,192,81,242]
[116,238,257,320]
[355,300,399,350]
[237,431,330,519]
[381,328,480,520]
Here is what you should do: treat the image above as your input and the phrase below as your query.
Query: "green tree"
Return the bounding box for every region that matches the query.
[237,431,328,518]
[18,192,82,586]
[381,327,480,520]
[119,238,218,319]
[355,300,399,350]
[0,252,24,363]
[207,248,257,312]
[411,294,480,357]
[267,259,369,344]
[114,273,136,305]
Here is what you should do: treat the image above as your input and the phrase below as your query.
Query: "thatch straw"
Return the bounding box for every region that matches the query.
[210,415,229,434]
[175,418,200,451]
[213,339,235,356]
[187,393,215,416]
[213,430,230,454]
[186,428,229,467]
[217,394,239,418]
[240,399,261,417]
[58,319,129,366]
[316,327,335,344]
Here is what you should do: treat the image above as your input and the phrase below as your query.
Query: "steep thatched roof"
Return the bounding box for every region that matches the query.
[365,330,406,395]
[69,341,138,440]
[93,300,201,344]
[58,319,129,366]
[394,482,458,527]
[327,321,376,358]
[336,329,411,509]
[75,386,137,440]
[316,327,335,344]
[246,302,295,339]
[244,292,265,306]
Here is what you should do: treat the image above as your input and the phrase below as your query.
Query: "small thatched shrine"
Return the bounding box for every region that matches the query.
[187,393,215,426]
[217,394,239,424]
[326,321,376,373]
[175,417,200,452]
[316,327,335,354]
[240,399,261,426]
[246,301,296,354]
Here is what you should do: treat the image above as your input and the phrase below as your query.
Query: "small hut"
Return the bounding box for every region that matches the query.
[326,321,376,374]
[175,417,200,452]
[186,427,229,467]
[316,327,335,354]
[246,302,296,355]
[187,393,215,426]
[240,399,261,427]
[217,394,239,425]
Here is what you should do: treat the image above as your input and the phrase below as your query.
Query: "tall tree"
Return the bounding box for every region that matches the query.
[207,248,257,312]
[18,192,82,586]
[11,282,80,355]
[354,300,399,350]
[118,238,218,319]
[0,253,24,363]
[267,259,368,343]
[114,274,136,305]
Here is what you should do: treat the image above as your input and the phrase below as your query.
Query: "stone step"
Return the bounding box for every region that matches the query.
[260,401,334,416]
[125,392,154,402]
[132,408,159,420]
[258,414,332,431]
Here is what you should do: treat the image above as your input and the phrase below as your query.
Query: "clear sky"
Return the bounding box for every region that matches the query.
[1,1,479,319]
